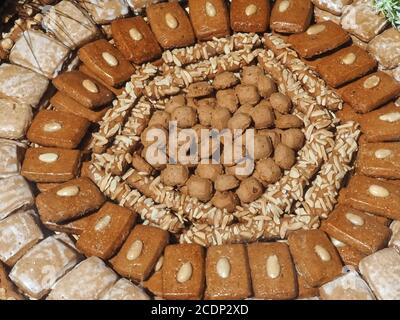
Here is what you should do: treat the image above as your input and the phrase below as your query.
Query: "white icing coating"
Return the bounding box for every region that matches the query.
[0,175,34,221]
[100,279,150,300]
[312,0,352,16]
[0,64,49,107]
[42,0,99,50]
[80,0,129,24]
[47,257,118,300]
[9,237,79,299]
[9,30,71,79]
[368,28,400,69]
[0,140,23,178]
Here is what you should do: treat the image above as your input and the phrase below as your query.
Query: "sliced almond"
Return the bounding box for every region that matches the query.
[379,112,400,123]
[341,52,356,65]
[368,184,389,198]
[38,153,59,163]
[165,13,178,29]
[102,52,119,67]
[155,255,164,272]
[266,254,281,279]
[216,257,231,279]
[314,245,331,262]
[278,0,290,12]
[363,75,380,89]
[176,261,192,283]
[56,185,80,197]
[205,1,217,17]
[129,27,143,41]
[94,215,111,232]
[82,79,99,93]
[245,4,258,16]
[306,24,326,35]
[374,148,392,159]
[330,237,346,248]
[126,240,143,261]
[345,212,365,226]
[43,121,62,133]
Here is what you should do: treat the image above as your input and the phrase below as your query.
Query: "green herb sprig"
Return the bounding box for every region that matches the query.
[374,0,400,30]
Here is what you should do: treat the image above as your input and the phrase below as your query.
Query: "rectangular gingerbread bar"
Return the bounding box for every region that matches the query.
[339,72,400,114]
[79,64,125,96]
[247,242,297,300]
[270,0,313,34]
[340,175,400,220]
[321,205,391,255]
[230,0,270,33]
[316,45,377,88]
[204,244,252,300]
[288,21,350,59]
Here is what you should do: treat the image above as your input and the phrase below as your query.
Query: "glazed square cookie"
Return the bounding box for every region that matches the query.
[288,21,350,58]
[312,0,352,16]
[0,64,49,107]
[53,71,114,109]
[339,72,400,113]
[247,242,297,300]
[79,64,125,96]
[230,0,270,33]
[0,175,34,221]
[288,230,342,287]
[0,99,32,140]
[359,248,400,300]
[47,257,118,300]
[162,244,205,300]
[78,39,135,87]
[0,140,24,178]
[76,202,137,260]
[111,17,162,64]
[0,262,24,300]
[316,45,377,88]
[42,0,99,49]
[358,102,400,142]
[100,278,150,300]
[314,6,341,24]
[9,30,71,79]
[36,177,105,224]
[21,147,81,183]
[340,175,400,220]
[319,270,375,300]
[335,243,367,268]
[146,2,196,49]
[357,142,400,179]
[205,244,252,300]
[270,0,313,34]
[111,224,169,282]
[367,28,400,70]
[9,236,80,299]
[0,210,43,266]
[341,2,388,42]
[27,110,90,149]
[79,0,130,25]
[188,0,230,40]
[321,205,391,255]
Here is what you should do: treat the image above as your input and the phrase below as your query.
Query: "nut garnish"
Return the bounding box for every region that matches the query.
[306,24,326,35]
[56,185,80,197]
[330,237,346,248]
[245,4,258,16]
[126,240,143,261]
[176,262,193,283]
[368,184,389,198]
[38,153,59,163]
[205,1,217,17]
[216,257,231,279]
[102,52,119,67]
[82,79,99,93]
[155,255,164,272]
[165,13,178,29]
[341,52,356,65]
[345,212,365,226]
[379,112,400,123]
[94,215,112,231]
[314,245,331,262]
[266,254,281,279]
[129,27,143,41]
[278,0,290,12]
[43,122,62,133]
[375,149,392,159]
[363,75,380,89]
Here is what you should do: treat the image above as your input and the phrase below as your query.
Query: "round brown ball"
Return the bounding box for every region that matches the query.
[274,143,296,170]
[141,126,168,147]
[257,129,282,148]
[255,158,282,184]
[148,111,171,129]
[216,89,239,113]
[187,81,214,98]
[197,103,214,127]
[213,72,239,90]
[236,177,263,203]
[211,191,239,212]
[252,135,273,160]
[187,176,214,202]
[225,158,254,180]
[258,75,277,98]
[251,100,275,129]
[165,95,186,114]
[275,114,303,129]
[235,84,260,106]
[241,66,263,86]
[211,107,231,131]
[214,174,240,191]
[171,106,198,129]
[228,112,252,131]
[236,104,254,115]
[281,129,305,151]
[270,92,292,114]
[195,163,223,181]
[161,164,189,187]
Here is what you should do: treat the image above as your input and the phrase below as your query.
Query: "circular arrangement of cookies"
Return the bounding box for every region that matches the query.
[0,0,399,301]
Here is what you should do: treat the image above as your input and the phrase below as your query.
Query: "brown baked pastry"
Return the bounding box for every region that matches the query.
[270,0,313,34]
[230,0,271,33]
